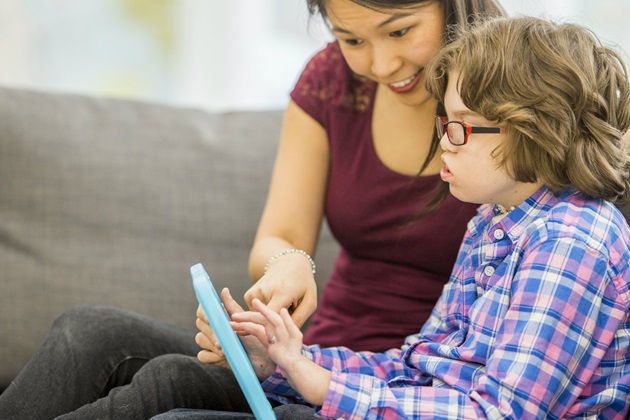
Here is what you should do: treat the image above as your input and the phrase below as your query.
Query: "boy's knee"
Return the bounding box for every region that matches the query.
[274,404,316,419]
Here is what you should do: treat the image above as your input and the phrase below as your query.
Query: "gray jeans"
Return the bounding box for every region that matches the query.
[150,406,316,420]
[0,305,314,419]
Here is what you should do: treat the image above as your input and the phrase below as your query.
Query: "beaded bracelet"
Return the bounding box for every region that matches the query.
[263,249,316,275]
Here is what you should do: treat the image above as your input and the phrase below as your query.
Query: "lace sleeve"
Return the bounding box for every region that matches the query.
[290,41,374,127]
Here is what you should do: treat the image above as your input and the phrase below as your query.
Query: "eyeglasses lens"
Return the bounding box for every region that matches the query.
[448,124,465,145]
[436,117,466,145]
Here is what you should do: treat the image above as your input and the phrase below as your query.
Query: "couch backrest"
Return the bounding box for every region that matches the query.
[0,86,338,389]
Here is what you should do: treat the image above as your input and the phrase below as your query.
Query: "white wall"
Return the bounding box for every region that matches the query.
[0,0,627,111]
[501,0,630,61]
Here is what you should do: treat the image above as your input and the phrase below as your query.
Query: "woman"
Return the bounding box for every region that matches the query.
[220,0,507,359]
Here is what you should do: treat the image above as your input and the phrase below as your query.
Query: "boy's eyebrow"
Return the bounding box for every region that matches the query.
[447,109,480,119]
[331,13,412,35]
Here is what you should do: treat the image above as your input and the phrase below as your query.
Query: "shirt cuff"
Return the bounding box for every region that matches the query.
[261,365,305,405]
[318,369,371,419]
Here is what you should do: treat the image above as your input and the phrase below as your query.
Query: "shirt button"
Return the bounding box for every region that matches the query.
[493,229,505,240]
[484,265,495,276]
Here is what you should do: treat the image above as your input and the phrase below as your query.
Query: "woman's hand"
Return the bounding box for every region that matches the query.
[232,298,331,405]
[244,255,318,329]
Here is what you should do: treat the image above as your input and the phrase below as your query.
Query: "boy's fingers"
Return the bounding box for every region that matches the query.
[281,307,303,337]
[257,300,285,329]
[251,299,290,341]
[230,321,268,346]
[251,298,275,317]
[232,310,267,325]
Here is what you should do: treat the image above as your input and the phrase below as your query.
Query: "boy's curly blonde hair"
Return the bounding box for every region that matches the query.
[426,16,630,204]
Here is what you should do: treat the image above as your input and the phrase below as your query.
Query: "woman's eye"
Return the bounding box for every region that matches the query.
[389,28,409,38]
[344,38,363,46]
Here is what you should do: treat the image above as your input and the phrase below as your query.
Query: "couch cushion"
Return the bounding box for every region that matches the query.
[0,86,338,389]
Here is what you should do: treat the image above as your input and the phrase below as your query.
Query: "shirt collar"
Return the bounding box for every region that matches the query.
[471,186,576,242]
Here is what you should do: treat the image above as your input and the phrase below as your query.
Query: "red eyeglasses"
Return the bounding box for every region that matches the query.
[436,116,505,146]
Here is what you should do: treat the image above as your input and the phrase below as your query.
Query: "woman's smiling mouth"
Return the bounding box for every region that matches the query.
[387,70,422,94]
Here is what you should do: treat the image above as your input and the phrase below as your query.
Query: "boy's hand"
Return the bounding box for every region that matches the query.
[232,298,331,405]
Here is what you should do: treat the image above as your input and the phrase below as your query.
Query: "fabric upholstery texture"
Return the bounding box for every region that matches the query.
[0,86,338,389]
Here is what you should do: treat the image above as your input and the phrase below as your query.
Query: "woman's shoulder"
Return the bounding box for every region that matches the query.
[291,41,376,113]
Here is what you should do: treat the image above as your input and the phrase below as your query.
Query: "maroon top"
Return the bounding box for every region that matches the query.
[292,42,479,352]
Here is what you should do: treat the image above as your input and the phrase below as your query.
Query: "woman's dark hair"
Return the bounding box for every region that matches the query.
[307,0,506,42]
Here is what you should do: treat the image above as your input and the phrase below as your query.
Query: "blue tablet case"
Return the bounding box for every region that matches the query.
[190,263,277,420]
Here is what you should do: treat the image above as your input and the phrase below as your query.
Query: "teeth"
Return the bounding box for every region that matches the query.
[390,72,418,88]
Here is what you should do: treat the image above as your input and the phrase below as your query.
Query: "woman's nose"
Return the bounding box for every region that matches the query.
[370,45,402,79]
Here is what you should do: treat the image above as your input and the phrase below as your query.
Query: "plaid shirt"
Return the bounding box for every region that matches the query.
[262,187,630,419]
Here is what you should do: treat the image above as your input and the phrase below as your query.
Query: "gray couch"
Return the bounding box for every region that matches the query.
[0,86,339,390]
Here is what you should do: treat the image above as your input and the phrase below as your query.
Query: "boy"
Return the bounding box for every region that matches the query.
[230,16,630,419]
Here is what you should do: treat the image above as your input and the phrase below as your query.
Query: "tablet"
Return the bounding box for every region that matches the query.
[190,263,277,420]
